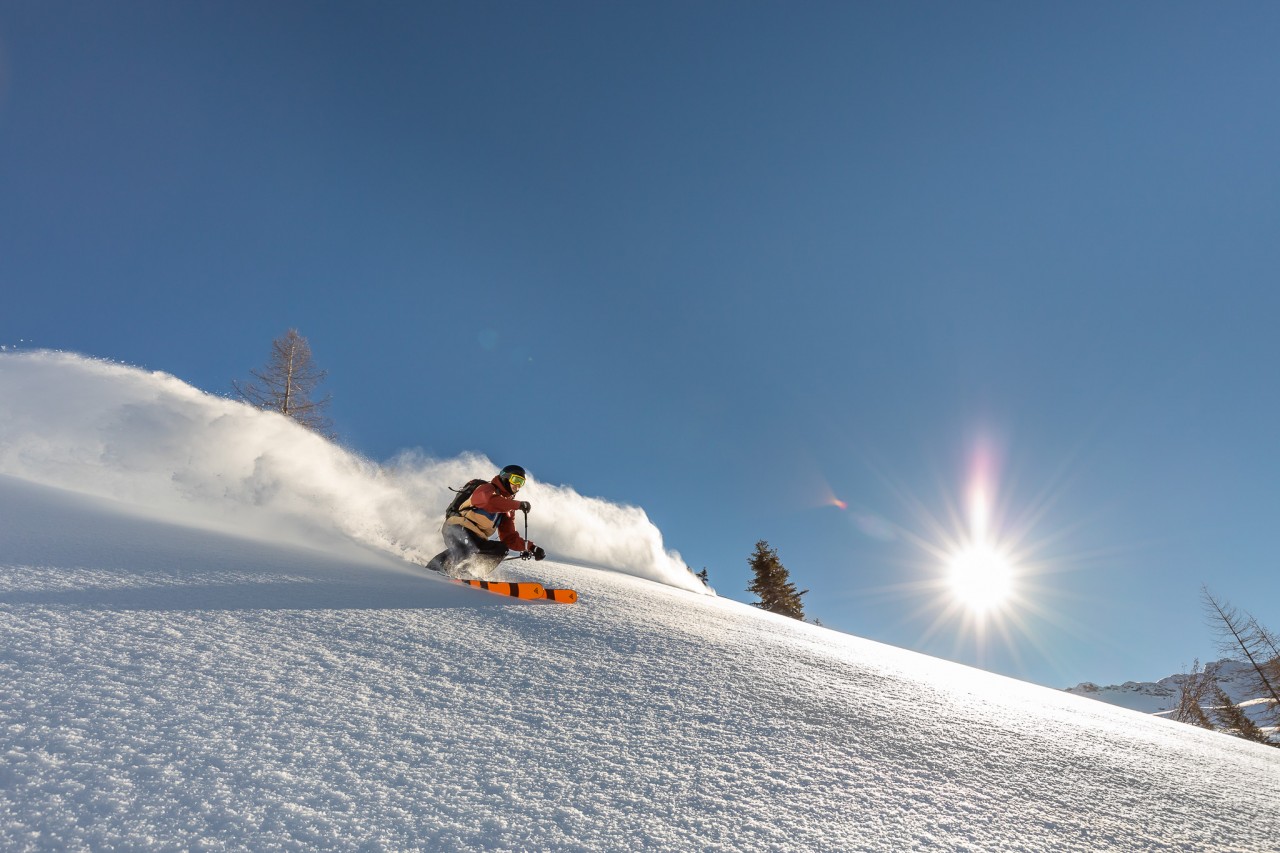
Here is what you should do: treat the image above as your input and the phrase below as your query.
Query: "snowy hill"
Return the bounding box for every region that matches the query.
[2,352,1279,851]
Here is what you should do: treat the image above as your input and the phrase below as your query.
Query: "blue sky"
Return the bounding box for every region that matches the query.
[3,1,1278,689]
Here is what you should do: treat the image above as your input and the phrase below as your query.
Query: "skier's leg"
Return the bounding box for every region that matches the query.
[441,525,480,578]
[469,538,511,578]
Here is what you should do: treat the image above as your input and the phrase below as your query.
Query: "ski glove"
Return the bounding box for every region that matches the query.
[531,545,546,561]
[518,501,532,513]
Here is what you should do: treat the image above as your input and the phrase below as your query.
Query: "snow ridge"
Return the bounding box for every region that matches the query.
[0,351,706,593]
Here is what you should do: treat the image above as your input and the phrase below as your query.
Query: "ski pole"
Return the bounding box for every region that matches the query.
[522,508,532,560]
[503,509,533,562]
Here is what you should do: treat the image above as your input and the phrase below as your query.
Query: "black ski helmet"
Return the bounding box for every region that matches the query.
[498,464,527,492]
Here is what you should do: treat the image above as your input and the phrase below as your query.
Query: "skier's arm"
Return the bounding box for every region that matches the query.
[495,513,532,552]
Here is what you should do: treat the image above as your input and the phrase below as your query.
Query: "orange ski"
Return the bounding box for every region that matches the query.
[453,578,546,600]
[542,588,578,604]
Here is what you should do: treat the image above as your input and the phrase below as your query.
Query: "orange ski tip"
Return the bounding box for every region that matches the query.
[543,588,578,604]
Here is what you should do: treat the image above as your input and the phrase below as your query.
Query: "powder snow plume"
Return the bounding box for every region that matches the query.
[0,351,708,594]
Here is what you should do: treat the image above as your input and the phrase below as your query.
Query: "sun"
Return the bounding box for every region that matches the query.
[845,430,1095,676]
[947,541,1014,613]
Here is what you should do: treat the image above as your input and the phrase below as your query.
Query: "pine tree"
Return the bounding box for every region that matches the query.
[234,329,334,437]
[696,568,710,587]
[1208,683,1271,745]
[746,540,807,620]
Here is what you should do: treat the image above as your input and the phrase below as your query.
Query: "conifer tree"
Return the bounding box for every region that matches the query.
[234,329,334,438]
[1208,684,1272,745]
[746,540,807,620]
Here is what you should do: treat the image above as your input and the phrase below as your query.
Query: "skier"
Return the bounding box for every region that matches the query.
[425,464,546,578]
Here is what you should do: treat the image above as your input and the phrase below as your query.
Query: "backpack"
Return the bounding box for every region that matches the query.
[444,478,488,518]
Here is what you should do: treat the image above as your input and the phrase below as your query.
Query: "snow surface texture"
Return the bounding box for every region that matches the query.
[2,352,1279,851]
[3,477,1278,852]
[0,351,705,594]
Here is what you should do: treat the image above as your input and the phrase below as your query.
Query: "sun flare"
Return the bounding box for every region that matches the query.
[947,542,1013,613]
[854,431,1084,675]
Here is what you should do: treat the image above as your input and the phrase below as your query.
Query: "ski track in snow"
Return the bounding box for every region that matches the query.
[2,476,1278,852]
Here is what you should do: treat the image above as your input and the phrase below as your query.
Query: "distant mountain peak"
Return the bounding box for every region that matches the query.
[1066,659,1272,722]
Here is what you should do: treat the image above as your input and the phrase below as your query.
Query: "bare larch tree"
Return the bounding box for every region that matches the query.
[1202,585,1280,734]
[234,329,334,438]
[1172,659,1217,731]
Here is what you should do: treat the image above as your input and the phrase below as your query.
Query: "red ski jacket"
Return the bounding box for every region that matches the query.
[446,477,534,551]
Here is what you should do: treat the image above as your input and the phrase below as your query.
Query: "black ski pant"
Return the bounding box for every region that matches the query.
[426,523,510,578]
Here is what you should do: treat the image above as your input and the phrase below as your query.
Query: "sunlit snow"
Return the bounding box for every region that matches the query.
[1,352,1276,851]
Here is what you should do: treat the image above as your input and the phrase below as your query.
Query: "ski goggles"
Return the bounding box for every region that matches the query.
[506,473,526,488]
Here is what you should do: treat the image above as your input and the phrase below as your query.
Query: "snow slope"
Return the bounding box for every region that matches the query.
[2,353,1279,851]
